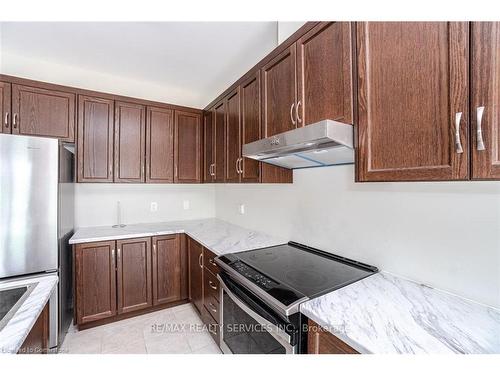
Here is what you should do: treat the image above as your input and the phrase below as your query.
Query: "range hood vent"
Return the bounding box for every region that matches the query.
[242,120,354,169]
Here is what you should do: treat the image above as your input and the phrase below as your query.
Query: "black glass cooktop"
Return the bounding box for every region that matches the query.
[218,242,377,306]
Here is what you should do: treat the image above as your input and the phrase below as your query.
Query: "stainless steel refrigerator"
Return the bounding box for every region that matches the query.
[0,133,74,349]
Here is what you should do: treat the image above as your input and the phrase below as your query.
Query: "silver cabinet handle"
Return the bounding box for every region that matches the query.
[117,248,121,261]
[208,302,217,313]
[454,112,463,154]
[209,258,217,266]
[236,158,242,174]
[198,253,203,268]
[153,244,156,254]
[296,101,302,124]
[109,163,113,177]
[213,164,216,179]
[13,113,18,128]
[208,280,218,290]
[239,158,244,174]
[4,112,9,128]
[290,103,296,125]
[476,106,486,151]
[209,164,212,177]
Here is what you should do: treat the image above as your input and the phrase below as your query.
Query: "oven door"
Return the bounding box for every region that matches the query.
[217,272,298,354]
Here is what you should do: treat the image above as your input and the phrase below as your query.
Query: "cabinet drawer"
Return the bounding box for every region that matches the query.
[204,269,220,303]
[203,248,220,275]
[202,306,220,345]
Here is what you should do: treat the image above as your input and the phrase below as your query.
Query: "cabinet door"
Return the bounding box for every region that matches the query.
[297,22,354,126]
[261,44,297,136]
[116,237,152,314]
[188,237,203,314]
[77,95,114,182]
[203,109,215,182]
[152,234,188,306]
[146,106,174,183]
[114,101,146,183]
[471,22,500,179]
[307,320,358,354]
[174,110,202,183]
[214,100,226,182]
[18,303,49,354]
[225,88,241,183]
[356,22,469,181]
[0,82,11,133]
[12,85,75,141]
[240,73,261,183]
[75,241,116,324]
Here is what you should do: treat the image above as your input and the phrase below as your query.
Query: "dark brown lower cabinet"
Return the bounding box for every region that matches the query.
[116,237,152,314]
[202,248,220,345]
[152,234,188,306]
[74,235,188,329]
[75,241,117,325]
[308,320,358,354]
[18,303,49,354]
[188,237,204,313]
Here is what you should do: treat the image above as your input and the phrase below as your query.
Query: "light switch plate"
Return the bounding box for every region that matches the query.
[239,204,245,215]
[183,200,190,210]
[150,202,158,212]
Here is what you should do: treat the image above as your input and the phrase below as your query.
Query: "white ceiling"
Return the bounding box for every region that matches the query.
[0,22,279,107]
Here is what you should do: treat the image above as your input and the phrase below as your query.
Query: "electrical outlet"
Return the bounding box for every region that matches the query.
[150,202,158,212]
[239,204,245,215]
[183,200,190,210]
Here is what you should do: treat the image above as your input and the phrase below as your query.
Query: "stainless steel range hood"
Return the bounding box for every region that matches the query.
[242,120,354,169]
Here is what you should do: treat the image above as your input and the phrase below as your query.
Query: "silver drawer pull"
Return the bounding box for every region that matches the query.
[296,101,302,124]
[4,112,9,127]
[209,258,217,266]
[13,113,18,128]
[198,253,203,268]
[208,280,218,290]
[290,103,296,125]
[454,112,463,154]
[476,106,486,151]
[208,302,217,313]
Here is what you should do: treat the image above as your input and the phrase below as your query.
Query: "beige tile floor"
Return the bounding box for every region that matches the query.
[58,303,222,354]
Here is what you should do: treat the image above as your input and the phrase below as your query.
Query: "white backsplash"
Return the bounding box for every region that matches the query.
[74,183,215,228]
[214,165,500,309]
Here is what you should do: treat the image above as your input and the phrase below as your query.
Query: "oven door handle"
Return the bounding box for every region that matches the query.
[217,273,294,351]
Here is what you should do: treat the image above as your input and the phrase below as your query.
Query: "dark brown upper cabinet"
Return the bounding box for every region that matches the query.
[297,22,354,126]
[240,72,261,183]
[174,110,202,183]
[225,88,241,183]
[146,106,174,183]
[261,44,297,137]
[116,237,152,314]
[188,236,204,314]
[1,82,11,134]
[356,22,469,182]
[11,84,75,141]
[152,234,188,306]
[471,22,500,180]
[114,101,146,183]
[214,100,226,183]
[203,109,215,182]
[75,241,117,325]
[77,95,114,183]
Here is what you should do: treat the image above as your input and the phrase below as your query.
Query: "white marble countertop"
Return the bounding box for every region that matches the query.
[69,218,287,256]
[0,274,58,354]
[301,272,500,354]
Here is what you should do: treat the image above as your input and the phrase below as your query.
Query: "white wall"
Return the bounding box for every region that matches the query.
[75,183,215,228]
[1,51,203,107]
[277,22,306,44]
[215,166,500,309]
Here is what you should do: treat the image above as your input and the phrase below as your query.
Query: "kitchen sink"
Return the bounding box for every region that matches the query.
[0,283,37,332]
